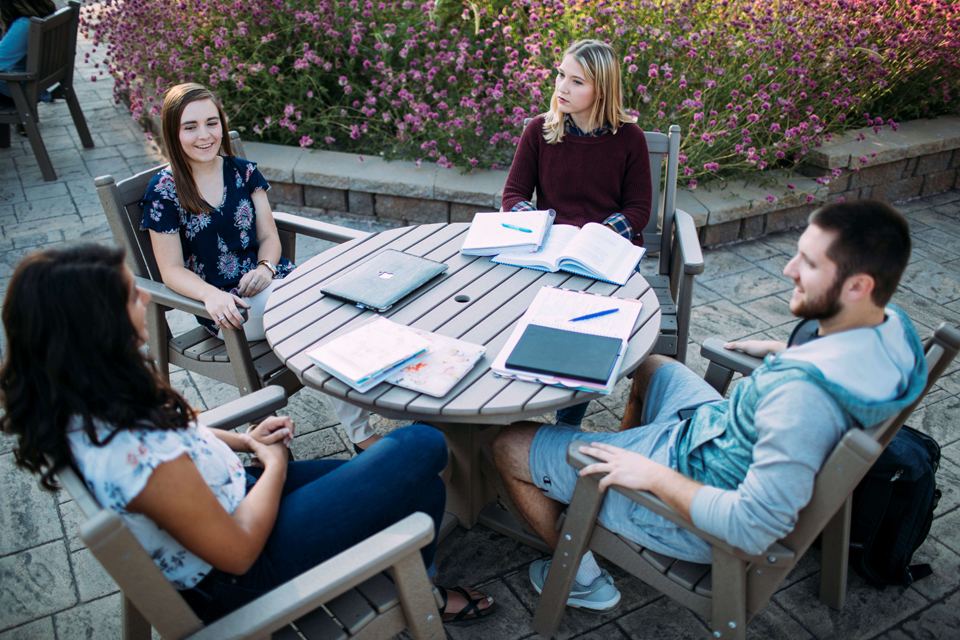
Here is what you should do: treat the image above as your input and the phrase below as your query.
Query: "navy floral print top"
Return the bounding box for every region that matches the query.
[140,156,294,331]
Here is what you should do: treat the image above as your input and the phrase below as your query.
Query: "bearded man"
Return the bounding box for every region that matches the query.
[493,199,928,612]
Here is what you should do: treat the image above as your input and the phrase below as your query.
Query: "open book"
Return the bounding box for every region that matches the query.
[459,209,555,256]
[491,222,645,286]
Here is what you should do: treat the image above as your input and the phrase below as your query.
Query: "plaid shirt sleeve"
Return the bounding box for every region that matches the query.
[510,200,538,212]
[603,212,633,239]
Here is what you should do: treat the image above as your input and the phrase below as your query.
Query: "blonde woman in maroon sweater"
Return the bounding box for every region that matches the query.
[502,39,653,428]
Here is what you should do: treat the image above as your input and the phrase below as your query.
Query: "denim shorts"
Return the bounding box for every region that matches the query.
[528,361,722,563]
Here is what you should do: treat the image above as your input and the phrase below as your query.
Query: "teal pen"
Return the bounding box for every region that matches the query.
[569,308,619,322]
[502,223,533,233]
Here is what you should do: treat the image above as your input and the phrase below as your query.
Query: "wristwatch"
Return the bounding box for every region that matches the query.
[257,259,278,278]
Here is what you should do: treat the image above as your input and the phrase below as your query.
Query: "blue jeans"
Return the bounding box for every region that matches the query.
[555,401,589,429]
[183,424,448,622]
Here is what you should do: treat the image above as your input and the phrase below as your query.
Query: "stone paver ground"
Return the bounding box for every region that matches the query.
[2,28,960,640]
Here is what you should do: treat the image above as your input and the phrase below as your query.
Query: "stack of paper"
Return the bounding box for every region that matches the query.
[460,209,556,256]
[491,286,643,394]
[308,315,431,393]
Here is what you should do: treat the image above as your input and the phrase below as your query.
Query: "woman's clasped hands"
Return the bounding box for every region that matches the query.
[240,416,295,468]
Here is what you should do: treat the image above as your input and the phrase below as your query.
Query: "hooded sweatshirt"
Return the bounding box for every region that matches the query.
[684,305,927,555]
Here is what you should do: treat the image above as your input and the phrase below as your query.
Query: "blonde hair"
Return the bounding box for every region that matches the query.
[542,40,636,145]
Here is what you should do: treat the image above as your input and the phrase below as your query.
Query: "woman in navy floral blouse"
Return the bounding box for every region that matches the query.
[141,83,294,336]
[141,84,384,453]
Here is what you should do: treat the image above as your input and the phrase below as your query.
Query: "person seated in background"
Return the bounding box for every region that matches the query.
[0,0,57,135]
[494,200,927,612]
[140,82,378,453]
[501,38,653,429]
[0,243,495,623]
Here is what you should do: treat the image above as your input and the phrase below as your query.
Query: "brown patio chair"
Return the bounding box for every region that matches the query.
[55,385,445,640]
[530,322,960,640]
[0,0,93,181]
[96,132,370,397]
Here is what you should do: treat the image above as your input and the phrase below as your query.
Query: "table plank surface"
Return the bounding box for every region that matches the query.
[264,223,661,424]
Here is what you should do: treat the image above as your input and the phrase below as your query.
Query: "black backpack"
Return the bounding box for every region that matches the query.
[849,425,941,587]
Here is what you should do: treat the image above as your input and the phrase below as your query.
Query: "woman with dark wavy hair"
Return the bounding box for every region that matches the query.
[0,243,494,623]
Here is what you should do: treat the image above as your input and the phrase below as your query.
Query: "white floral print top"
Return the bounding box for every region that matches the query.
[67,418,246,590]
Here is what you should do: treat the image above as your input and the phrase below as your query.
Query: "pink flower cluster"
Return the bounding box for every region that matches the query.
[81,0,959,181]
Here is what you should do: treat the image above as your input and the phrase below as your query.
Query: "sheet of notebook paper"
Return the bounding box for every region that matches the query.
[525,286,642,339]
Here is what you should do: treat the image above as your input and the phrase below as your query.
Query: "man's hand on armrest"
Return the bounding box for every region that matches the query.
[577,442,702,524]
[723,339,787,358]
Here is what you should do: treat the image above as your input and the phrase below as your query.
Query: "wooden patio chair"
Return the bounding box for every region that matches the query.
[511,121,703,363]
[96,132,370,397]
[642,125,704,364]
[530,322,960,640]
[0,0,93,181]
[56,385,445,640]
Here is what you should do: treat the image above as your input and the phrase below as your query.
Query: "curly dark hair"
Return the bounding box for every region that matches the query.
[0,244,194,490]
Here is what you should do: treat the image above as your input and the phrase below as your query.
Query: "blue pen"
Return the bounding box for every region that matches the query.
[569,308,619,322]
[502,223,533,233]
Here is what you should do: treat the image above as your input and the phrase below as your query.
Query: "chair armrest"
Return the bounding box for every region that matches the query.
[700,337,763,376]
[135,276,247,321]
[135,276,210,318]
[196,386,287,431]
[0,71,35,81]
[673,209,704,275]
[188,512,436,640]
[274,211,372,244]
[566,441,794,566]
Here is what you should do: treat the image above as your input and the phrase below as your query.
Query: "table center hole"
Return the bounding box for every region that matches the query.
[454,294,470,303]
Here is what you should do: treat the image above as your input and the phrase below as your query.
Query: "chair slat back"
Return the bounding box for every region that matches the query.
[643,130,667,255]
[97,167,167,281]
[230,131,247,159]
[26,2,77,93]
[782,323,960,554]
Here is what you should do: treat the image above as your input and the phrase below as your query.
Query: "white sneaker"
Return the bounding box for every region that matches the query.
[529,558,622,613]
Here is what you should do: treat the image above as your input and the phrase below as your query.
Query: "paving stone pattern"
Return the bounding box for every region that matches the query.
[1,31,959,640]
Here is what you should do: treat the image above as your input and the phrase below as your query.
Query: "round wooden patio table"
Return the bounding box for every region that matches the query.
[263,222,661,532]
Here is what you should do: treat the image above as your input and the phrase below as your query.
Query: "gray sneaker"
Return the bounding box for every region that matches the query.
[528,558,621,613]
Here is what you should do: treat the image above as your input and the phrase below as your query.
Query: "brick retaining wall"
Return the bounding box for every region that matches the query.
[239,115,960,247]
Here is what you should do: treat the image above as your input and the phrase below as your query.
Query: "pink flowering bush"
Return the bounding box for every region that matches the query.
[82,0,959,182]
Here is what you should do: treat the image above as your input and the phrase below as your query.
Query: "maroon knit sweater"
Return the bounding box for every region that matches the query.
[501,116,653,246]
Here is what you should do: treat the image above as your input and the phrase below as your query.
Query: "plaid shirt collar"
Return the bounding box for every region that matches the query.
[564,114,613,137]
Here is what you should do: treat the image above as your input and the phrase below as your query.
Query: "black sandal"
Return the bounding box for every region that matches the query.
[436,585,495,622]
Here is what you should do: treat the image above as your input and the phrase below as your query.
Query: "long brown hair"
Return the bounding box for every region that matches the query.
[160,83,234,216]
[0,244,195,491]
[0,0,55,31]
[542,40,636,145]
